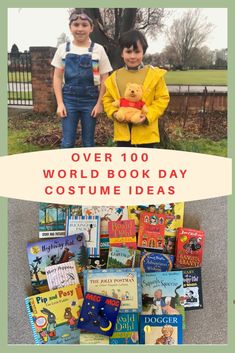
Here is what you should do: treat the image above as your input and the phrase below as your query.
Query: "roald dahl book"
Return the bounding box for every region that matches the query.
[108,219,137,249]
[27,233,88,293]
[77,292,121,336]
[84,268,142,312]
[109,313,139,344]
[139,315,183,345]
[25,283,83,345]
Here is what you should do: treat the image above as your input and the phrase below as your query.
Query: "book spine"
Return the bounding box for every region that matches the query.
[25,297,41,345]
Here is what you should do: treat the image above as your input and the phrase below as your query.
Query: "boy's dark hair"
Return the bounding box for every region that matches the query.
[119,29,148,54]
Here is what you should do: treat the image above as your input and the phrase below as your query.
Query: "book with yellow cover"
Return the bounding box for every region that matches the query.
[25,283,83,345]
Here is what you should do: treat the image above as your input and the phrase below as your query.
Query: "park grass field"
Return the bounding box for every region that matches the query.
[165,70,227,85]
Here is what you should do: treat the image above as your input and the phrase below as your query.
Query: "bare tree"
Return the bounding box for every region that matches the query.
[166,9,214,69]
[71,8,167,68]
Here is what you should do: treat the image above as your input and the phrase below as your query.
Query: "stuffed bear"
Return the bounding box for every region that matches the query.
[112,83,148,124]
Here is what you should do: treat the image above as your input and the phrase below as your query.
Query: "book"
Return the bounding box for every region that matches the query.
[107,247,140,269]
[139,315,183,344]
[25,283,83,344]
[87,249,109,270]
[141,272,185,319]
[140,252,174,272]
[183,268,203,310]
[66,215,100,257]
[84,268,142,313]
[137,212,165,251]
[39,203,68,238]
[109,313,139,344]
[108,220,137,249]
[100,234,110,249]
[175,228,205,268]
[80,332,109,344]
[27,233,88,293]
[82,206,128,234]
[127,205,148,230]
[45,261,79,290]
[77,292,121,336]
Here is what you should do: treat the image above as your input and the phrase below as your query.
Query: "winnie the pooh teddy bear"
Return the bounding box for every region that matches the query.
[112,83,148,124]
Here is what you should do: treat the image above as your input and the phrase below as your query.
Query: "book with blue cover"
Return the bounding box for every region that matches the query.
[84,268,142,313]
[77,292,121,336]
[25,283,83,344]
[27,233,88,293]
[139,315,183,344]
[140,252,174,272]
[109,313,139,344]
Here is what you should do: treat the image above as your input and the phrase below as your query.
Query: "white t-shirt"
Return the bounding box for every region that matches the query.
[51,41,113,76]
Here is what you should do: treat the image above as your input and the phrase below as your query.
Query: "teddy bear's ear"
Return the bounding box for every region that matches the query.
[126,82,131,87]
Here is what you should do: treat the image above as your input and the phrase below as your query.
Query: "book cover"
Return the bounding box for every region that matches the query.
[67,205,82,217]
[109,313,139,344]
[80,332,109,344]
[175,228,205,268]
[108,220,137,249]
[84,268,142,313]
[139,315,183,345]
[82,206,128,234]
[66,215,100,257]
[39,203,68,238]
[100,234,110,249]
[107,247,140,269]
[87,249,109,270]
[137,212,165,251]
[141,272,185,319]
[45,261,79,290]
[127,205,148,230]
[77,292,121,336]
[183,268,203,310]
[27,233,88,293]
[25,283,83,344]
[140,252,174,272]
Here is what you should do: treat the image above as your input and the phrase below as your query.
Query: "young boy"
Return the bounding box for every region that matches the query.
[103,30,170,147]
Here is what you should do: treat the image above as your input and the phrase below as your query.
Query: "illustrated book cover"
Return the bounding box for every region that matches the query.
[45,261,79,290]
[82,206,128,234]
[39,203,68,238]
[84,268,142,312]
[77,292,121,336]
[109,313,139,344]
[87,249,109,270]
[141,271,185,320]
[139,315,183,345]
[140,252,174,272]
[107,247,140,269]
[183,267,203,310]
[108,219,137,249]
[66,215,100,257]
[137,212,165,251]
[25,283,83,345]
[175,228,205,268]
[27,233,88,293]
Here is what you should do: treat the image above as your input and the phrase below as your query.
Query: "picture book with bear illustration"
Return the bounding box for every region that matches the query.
[137,211,165,251]
[27,233,88,293]
[77,292,121,336]
[25,283,83,345]
[107,247,140,269]
[108,219,137,249]
[183,267,203,310]
[139,315,183,345]
[66,215,100,257]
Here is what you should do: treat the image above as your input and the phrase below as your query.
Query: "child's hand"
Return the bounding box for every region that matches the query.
[56,103,67,118]
[91,102,103,118]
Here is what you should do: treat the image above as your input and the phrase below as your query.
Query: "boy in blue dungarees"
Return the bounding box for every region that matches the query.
[52,11,112,147]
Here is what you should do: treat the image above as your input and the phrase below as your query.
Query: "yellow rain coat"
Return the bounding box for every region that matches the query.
[103,66,170,144]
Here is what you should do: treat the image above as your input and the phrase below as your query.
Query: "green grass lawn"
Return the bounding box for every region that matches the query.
[168,138,227,157]
[165,70,227,85]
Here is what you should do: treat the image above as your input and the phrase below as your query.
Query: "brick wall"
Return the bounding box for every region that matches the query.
[30,46,56,113]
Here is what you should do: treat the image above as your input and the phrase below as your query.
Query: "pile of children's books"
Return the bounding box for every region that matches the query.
[25,203,204,345]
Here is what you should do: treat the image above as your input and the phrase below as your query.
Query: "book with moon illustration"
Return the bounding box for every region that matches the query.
[83,268,142,312]
[25,283,83,345]
[77,292,121,336]
[45,261,79,290]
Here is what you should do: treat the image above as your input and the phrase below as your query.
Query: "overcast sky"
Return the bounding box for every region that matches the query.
[8,8,227,53]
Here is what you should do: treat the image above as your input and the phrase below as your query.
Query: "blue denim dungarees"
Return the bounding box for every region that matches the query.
[61,41,99,148]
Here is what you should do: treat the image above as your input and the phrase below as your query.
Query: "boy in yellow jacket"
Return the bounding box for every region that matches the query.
[103,30,170,147]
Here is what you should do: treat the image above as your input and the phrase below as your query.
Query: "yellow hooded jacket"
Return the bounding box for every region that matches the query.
[103,66,170,144]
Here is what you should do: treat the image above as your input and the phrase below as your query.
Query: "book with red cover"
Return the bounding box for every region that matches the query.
[137,212,165,251]
[175,228,205,268]
[108,220,137,249]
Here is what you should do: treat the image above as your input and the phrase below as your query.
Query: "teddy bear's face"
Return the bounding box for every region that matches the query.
[124,83,143,102]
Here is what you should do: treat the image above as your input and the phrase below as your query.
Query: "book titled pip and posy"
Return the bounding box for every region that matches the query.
[27,234,88,293]
[25,283,83,344]
[84,268,142,312]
